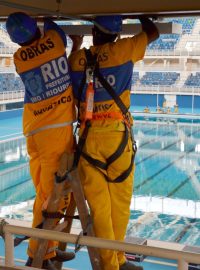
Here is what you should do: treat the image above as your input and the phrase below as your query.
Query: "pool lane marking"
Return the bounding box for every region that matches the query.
[137,130,173,149]
[134,126,200,190]
[136,137,184,166]
[136,124,200,166]
[174,218,197,243]
[134,145,196,190]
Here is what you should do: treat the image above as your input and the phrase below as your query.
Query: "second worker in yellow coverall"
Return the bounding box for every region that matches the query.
[6,12,75,270]
[69,16,159,270]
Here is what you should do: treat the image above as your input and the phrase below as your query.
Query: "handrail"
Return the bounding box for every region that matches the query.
[0,162,28,176]
[0,219,200,270]
[0,90,24,103]
[0,135,24,144]
[146,48,200,57]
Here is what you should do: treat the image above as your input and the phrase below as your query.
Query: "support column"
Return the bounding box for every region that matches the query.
[0,104,6,111]
[178,259,188,270]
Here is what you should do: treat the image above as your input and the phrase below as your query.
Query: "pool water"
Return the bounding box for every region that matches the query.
[134,121,200,201]
[0,113,200,248]
[128,210,200,246]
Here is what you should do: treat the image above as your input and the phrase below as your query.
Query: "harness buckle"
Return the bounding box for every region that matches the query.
[86,67,94,83]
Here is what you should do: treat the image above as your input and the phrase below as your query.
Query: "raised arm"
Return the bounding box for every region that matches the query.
[69,35,84,52]
[139,17,159,44]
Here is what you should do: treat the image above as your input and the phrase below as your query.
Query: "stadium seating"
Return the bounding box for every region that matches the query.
[148,18,196,50]
[0,41,5,47]
[169,18,196,34]
[148,34,180,51]
[132,72,140,85]
[184,73,200,88]
[140,72,180,86]
[0,73,24,92]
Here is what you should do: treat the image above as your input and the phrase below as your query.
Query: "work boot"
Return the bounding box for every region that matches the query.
[51,249,75,262]
[25,257,57,270]
[120,261,144,270]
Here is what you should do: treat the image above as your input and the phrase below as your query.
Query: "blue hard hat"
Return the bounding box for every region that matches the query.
[94,15,122,34]
[6,12,37,44]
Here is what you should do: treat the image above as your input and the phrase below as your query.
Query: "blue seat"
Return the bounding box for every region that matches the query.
[140,72,180,86]
[185,73,200,88]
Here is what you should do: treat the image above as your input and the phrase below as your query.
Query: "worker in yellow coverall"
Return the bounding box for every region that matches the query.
[69,16,159,270]
[6,12,75,269]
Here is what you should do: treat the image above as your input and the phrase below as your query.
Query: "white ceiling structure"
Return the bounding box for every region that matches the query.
[0,1,199,34]
[0,0,199,18]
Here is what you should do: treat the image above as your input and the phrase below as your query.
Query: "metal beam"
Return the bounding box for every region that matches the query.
[0,0,199,18]
[60,22,182,35]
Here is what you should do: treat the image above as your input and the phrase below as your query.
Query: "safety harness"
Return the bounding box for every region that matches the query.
[74,49,137,183]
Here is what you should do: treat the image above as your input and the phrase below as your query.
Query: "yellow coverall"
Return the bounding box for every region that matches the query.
[14,21,75,259]
[69,32,148,269]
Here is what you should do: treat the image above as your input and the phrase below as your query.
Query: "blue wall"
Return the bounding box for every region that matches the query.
[0,108,23,120]
[176,95,200,109]
[177,96,192,108]
[194,96,200,109]
[131,94,164,107]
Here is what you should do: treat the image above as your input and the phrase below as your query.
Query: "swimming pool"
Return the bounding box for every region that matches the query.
[0,112,200,249]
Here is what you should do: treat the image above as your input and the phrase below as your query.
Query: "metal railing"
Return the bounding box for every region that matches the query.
[0,46,17,55]
[0,136,25,151]
[0,219,200,270]
[146,48,200,57]
[134,64,187,72]
[0,90,24,103]
[0,163,30,192]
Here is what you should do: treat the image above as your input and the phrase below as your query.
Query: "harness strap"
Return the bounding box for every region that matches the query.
[81,123,129,170]
[105,153,135,183]
[76,71,87,129]
[82,151,107,170]
[83,146,135,183]
[42,210,79,220]
[80,124,135,183]
[106,124,129,165]
[74,120,91,167]
[94,67,128,116]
